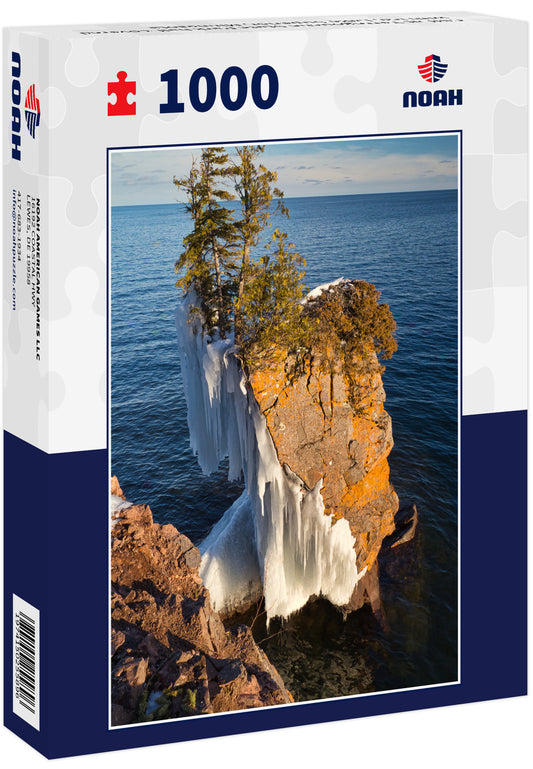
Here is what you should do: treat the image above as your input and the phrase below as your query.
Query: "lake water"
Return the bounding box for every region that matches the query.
[111,189,458,699]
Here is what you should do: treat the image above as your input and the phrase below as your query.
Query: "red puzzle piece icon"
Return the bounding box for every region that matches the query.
[107,71,136,116]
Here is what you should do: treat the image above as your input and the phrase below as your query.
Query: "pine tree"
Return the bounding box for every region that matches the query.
[174,145,308,361]
[230,146,288,339]
[238,229,307,361]
[173,160,213,320]
[173,147,236,337]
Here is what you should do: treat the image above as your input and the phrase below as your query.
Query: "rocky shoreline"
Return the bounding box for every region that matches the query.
[112,279,419,720]
[111,476,417,722]
[111,478,292,726]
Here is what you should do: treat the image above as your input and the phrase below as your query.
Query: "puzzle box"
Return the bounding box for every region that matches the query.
[3,12,528,759]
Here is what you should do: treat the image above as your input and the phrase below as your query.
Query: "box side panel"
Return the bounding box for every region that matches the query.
[3,434,49,755]
[462,17,528,415]
[460,410,527,699]
[3,30,49,451]
[35,442,109,758]
[3,433,109,758]
[3,27,51,757]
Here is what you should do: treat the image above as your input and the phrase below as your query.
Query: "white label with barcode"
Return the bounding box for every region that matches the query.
[13,594,40,730]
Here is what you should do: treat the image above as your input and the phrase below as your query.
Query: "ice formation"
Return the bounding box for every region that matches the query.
[175,294,361,621]
[302,276,349,302]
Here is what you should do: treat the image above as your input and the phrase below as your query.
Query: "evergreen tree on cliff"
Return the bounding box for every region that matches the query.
[237,229,306,359]
[229,145,288,339]
[308,280,397,365]
[174,145,307,356]
[173,147,236,337]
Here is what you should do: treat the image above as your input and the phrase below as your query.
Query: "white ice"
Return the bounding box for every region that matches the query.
[175,293,361,622]
[303,277,349,302]
[199,492,263,616]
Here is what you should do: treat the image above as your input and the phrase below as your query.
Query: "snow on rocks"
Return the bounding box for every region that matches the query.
[302,277,350,303]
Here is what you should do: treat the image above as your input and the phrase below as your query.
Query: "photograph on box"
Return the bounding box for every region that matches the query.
[109,134,459,725]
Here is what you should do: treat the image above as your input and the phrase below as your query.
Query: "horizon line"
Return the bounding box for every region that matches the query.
[111,187,458,208]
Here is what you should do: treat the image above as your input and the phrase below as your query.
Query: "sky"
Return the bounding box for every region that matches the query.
[110,134,458,206]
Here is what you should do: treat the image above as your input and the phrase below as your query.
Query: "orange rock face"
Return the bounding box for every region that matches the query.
[248,347,398,574]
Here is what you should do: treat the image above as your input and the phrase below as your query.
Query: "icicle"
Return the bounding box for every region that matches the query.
[175,295,359,621]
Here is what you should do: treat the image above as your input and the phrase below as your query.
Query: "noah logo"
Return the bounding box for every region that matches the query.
[418,54,448,84]
[24,85,41,138]
[11,52,22,160]
[403,53,462,109]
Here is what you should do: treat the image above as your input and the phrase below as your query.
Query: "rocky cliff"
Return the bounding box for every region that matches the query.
[175,279,411,622]
[246,280,400,609]
[111,478,292,725]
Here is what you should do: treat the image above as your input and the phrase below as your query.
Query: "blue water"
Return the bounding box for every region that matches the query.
[111,189,458,696]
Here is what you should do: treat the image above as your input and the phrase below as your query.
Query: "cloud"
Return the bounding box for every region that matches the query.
[265,141,458,197]
[111,135,459,206]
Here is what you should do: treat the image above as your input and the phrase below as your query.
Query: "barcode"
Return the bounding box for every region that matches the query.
[13,595,40,730]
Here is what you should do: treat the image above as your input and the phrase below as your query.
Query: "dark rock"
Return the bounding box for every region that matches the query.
[111,704,129,726]
[348,503,420,623]
[379,503,420,586]
[217,659,246,685]
[391,504,418,548]
[381,504,419,552]
[346,561,387,628]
